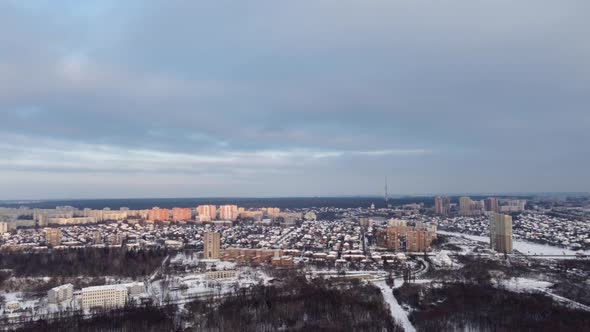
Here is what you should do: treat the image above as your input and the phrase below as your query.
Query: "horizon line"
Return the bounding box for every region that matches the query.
[1,191,588,203]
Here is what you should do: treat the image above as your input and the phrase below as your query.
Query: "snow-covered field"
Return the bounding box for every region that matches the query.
[496,277,553,293]
[493,277,590,312]
[429,250,463,269]
[438,231,590,256]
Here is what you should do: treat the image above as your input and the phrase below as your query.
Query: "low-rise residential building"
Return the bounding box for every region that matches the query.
[81,285,128,309]
[48,284,74,304]
[206,270,237,280]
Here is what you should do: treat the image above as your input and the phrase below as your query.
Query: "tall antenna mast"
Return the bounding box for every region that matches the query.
[384,176,389,205]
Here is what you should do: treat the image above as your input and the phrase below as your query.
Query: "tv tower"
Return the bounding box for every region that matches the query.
[384,176,389,205]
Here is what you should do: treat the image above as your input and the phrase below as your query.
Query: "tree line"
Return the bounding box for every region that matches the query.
[0,248,169,278]
[394,282,590,331]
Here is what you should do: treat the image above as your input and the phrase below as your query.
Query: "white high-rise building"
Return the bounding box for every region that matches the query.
[0,222,8,234]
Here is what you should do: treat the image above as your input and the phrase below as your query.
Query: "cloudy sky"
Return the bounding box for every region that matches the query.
[1,0,589,199]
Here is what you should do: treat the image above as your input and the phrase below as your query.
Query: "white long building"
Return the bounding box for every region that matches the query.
[81,285,128,309]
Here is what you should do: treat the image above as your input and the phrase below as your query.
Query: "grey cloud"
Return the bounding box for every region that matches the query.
[0,0,589,198]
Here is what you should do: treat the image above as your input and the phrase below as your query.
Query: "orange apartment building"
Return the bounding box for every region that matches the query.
[376,220,435,252]
[172,208,192,221]
[148,207,170,221]
[223,248,293,266]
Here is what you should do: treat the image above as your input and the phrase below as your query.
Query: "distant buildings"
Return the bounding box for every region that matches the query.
[219,205,238,221]
[81,208,129,223]
[46,217,97,226]
[276,212,300,226]
[0,204,289,232]
[484,197,500,213]
[197,205,217,222]
[45,228,61,247]
[434,196,451,216]
[48,284,73,304]
[489,212,513,254]
[148,207,170,221]
[204,232,221,259]
[459,196,482,216]
[262,207,281,217]
[172,208,192,221]
[500,199,526,213]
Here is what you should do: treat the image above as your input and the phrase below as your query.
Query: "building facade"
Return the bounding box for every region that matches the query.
[197,205,217,221]
[489,212,513,254]
[218,205,238,221]
[148,207,170,221]
[434,196,451,216]
[81,285,128,309]
[204,232,221,259]
[48,284,73,304]
[376,219,435,252]
[459,196,482,216]
[45,228,61,247]
[206,270,237,280]
[484,197,500,213]
[171,208,192,221]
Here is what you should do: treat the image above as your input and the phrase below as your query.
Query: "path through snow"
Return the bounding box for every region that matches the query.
[373,280,416,332]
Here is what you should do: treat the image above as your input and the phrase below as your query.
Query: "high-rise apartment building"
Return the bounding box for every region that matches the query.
[484,197,500,213]
[148,207,170,221]
[45,228,61,247]
[197,205,217,221]
[459,196,482,216]
[376,219,435,252]
[489,213,513,254]
[459,196,472,215]
[434,196,451,216]
[172,207,192,221]
[219,205,238,221]
[204,232,221,259]
[93,231,102,245]
[0,222,8,234]
[262,207,281,217]
[406,229,435,252]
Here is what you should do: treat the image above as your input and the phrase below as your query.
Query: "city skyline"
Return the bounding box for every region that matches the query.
[2,1,589,199]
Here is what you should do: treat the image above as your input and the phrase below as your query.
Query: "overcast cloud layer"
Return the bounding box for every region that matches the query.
[1,0,589,199]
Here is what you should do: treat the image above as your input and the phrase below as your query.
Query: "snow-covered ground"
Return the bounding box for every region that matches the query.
[496,277,553,293]
[373,280,416,332]
[438,231,590,256]
[493,277,590,312]
[429,250,463,269]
